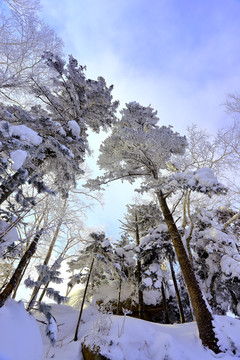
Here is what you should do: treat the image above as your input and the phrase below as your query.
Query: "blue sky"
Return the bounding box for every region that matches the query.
[40,0,240,132]
[40,0,240,238]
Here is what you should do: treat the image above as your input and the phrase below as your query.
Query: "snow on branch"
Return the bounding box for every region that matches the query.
[169,167,227,196]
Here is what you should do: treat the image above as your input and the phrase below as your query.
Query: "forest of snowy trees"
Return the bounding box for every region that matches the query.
[1,1,240,359]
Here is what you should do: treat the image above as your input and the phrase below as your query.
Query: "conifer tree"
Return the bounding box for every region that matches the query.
[0,53,118,206]
[190,208,240,315]
[140,224,186,323]
[67,231,124,341]
[86,101,224,353]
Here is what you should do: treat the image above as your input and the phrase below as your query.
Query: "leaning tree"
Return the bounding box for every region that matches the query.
[86,101,227,353]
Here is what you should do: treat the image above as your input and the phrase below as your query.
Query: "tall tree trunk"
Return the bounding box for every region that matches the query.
[135,215,144,319]
[116,277,122,315]
[186,190,194,265]
[27,209,65,308]
[161,282,170,324]
[156,190,220,353]
[12,259,31,299]
[37,280,50,303]
[74,257,95,341]
[12,213,46,300]
[168,255,185,323]
[182,191,188,229]
[0,229,43,308]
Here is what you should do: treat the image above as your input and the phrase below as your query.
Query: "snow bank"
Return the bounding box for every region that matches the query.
[84,314,240,360]
[35,302,240,360]
[0,299,42,360]
[36,303,98,360]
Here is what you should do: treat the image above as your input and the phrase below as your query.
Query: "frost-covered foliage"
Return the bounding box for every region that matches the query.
[67,232,124,295]
[87,101,187,191]
[38,303,58,346]
[25,257,67,344]
[140,224,172,290]
[25,257,67,309]
[113,235,136,277]
[0,53,118,206]
[120,202,163,238]
[169,167,227,195]
[139,224,189,323]
[0,0,63,103]
[0,219,19,257]
[189,209,240,315]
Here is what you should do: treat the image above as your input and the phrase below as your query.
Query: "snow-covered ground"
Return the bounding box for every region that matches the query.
[1,299,240,360]
[37,302,240,360]
[0,299,42,360]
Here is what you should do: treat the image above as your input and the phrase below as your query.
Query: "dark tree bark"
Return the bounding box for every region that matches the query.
[74,257,95,341]
[0,170,25,205]
[116,277,122,315]
[27,213,65,308]
[12,259,30,299]
[168,255,185,323]
[135,215,144,319]
[13,214,46,300]
[0,229,43,308]
[156,190,220,353]
[161,282,170,324]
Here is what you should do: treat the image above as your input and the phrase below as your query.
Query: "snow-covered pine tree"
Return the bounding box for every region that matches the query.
[24,257,67,344]
[112,234,136,315]
[67,231,125,341]
[140,224,186,323]
[119,201,163,318]
[0,54,118,308]
[0,53,118,205]
[25,257,67,311]
[86,101,222,353]
[190,208,240,315]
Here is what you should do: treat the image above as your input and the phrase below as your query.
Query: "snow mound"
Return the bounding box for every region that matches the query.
[35,303,99,360]
[0,299,42,360]
[32,302,240,360]
[84,314,240,360]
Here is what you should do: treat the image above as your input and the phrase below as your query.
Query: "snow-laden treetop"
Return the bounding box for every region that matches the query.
[87,102,187,190]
